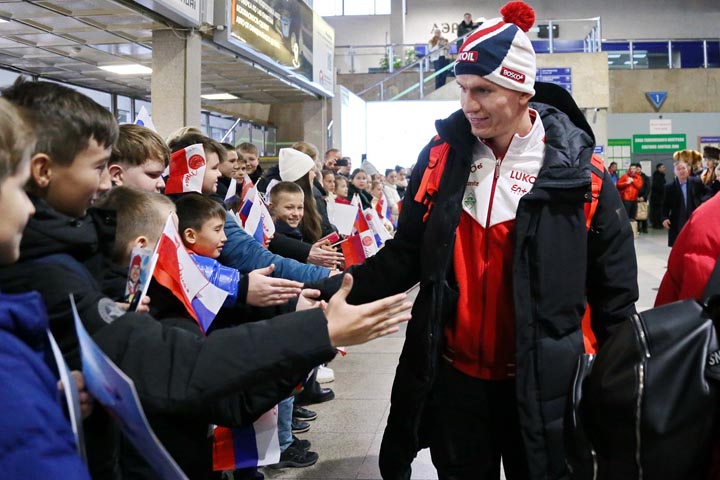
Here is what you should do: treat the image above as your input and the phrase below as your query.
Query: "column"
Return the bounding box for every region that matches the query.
[151,29,202,139]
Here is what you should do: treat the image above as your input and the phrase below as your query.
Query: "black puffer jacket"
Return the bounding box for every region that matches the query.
[312,104,638,480]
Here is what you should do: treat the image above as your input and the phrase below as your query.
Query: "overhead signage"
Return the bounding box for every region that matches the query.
[536,67,572,94]
[312,12,335,93]
[646,91,668,111]
[230,0,314,83]
[632,134,686,154]
[131,0,201,27]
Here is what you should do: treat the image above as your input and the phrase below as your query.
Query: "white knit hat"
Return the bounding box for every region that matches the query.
[279,148,315,182]
[454,1,536,95]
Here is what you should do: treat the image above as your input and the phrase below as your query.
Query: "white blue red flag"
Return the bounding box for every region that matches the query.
[240,188,275,247]
[224,178,237,202]
[152,216,228,333]
[364,208,392,247]
[213,408,280,470]
[165,144,206,194]
[133,106,157,132]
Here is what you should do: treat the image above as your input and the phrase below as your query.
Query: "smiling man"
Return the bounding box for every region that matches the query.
[307,2,637,479]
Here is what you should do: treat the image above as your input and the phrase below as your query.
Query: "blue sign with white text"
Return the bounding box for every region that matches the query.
[536,67,572,94]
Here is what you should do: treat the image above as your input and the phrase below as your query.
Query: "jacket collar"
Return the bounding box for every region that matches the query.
[436,103,594,191]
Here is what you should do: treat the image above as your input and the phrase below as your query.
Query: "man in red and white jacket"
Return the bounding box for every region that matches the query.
[616,162,644,221]
[309,2,637,479]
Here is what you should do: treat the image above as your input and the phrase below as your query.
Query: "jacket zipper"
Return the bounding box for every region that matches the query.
[482,157,503,302]
[630,313,651,480]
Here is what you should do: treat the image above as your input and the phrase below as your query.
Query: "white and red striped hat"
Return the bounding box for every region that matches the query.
[454,1,537,95]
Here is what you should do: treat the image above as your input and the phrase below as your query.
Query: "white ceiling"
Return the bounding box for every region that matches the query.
[0,0,319,103]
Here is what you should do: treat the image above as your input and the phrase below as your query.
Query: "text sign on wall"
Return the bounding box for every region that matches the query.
[536,67,572,94]
[632,134,687,154]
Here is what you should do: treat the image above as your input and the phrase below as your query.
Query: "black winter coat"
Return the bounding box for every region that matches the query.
[662,176,707,246]
[311,104,638,480]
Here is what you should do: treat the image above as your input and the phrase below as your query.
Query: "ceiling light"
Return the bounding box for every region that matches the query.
[0,19,8,23]
[607,54,622,59]
[99,64,152,75]
[201,93,239,100]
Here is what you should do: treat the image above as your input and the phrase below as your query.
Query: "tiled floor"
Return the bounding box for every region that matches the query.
[262,228,671,480]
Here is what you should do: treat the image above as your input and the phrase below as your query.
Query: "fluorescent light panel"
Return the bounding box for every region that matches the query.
[99,64,152,75]
[201,93,239,100]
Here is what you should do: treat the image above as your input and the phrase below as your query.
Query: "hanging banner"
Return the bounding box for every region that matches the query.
[312,11,335,92]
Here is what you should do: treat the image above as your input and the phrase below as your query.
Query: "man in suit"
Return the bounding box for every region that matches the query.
[662,159,707,246]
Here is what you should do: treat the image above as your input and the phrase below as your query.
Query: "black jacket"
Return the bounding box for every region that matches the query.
[651,170,666,204]
[347,183,373,210]
[311,105,637,480]
[0,195,337,479]
[639,172,651,200]
[662,176,707,246]
[268,220,312,263]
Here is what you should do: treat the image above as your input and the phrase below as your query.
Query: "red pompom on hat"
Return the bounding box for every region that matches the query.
[454,1,537,94]
[500,1,536,33]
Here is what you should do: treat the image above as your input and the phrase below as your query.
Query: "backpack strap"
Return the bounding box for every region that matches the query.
[584,154,605,230]
[413,138,451,222]
[581,154,606,354]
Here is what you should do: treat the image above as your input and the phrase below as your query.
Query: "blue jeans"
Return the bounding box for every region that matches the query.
[278,397,294,452]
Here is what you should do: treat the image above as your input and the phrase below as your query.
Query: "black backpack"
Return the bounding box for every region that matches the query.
[566,260,720,480]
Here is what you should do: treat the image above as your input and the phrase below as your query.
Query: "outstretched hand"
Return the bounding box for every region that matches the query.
[324,274,411,347]
[247,264,303,307]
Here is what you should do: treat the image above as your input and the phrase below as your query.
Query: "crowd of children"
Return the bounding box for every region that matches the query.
[0,77,414,479]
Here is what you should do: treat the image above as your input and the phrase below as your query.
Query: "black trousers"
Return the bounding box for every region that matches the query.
[425,361,529,480]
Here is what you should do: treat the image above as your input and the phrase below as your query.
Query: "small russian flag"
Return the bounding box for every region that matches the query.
[152,216,228,333]
[240,188,275,247]
[213,408,280,470]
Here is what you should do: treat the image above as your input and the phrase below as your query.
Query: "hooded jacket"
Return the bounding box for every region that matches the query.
[311,103,637,480]
[0,290,90,479]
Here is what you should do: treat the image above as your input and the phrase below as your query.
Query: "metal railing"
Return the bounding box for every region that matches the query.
[338,17,603,102]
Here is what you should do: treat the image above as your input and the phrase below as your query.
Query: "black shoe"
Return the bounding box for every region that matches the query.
[293,405,317,421]
[269,444,318,468]
[292,435,311,451]
[291,418,310,434]
[296,387,335,406]
[231,467,264,480]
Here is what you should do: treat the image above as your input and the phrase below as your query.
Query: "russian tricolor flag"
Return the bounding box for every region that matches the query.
[224,178,238,202]
[240,188,275,247]
[152,216,228,333]
[213,408,280,470]
[165,144,207,194]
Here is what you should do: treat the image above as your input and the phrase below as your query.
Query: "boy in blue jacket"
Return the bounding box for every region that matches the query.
[0,97,90,478]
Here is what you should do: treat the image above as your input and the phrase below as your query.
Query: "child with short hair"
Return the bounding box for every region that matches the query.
[237,142,261,183]
[108,123,169,193]
[0,96,92,479]
[216,142,241,201]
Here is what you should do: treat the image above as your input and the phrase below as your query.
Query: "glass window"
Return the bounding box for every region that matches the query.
[0,68,20,90]
[134,99,151,120]
[234,122,251,147]
[116,95,133,124]
[265,127,277,156]
[633,42,669,69]
[344,0,374,15]
[375,0,391,14]
[315,0,342,16]
[708,41,720,68]
[75,86,111,111]
[250,125,265,154]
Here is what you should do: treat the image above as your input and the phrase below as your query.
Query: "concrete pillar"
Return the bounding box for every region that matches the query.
[302,99,329,155]
[389,0,406,63]
[151,29,202,139]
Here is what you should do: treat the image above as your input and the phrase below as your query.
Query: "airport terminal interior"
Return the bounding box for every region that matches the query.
[0,0,719,479]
